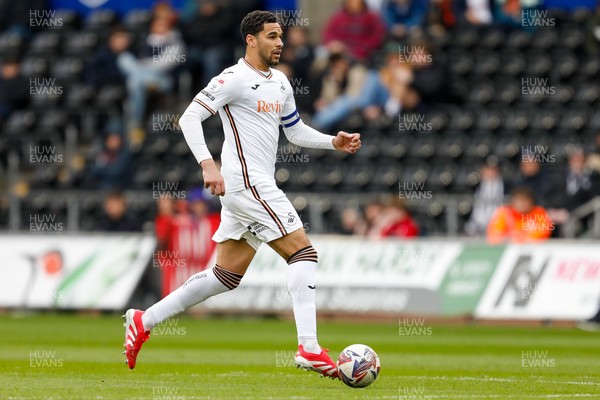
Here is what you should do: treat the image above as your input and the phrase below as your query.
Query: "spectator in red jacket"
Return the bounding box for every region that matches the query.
[367,199,419,238]
[322,0,387,62]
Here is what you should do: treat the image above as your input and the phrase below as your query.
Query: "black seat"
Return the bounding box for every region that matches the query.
[27,32,61,57]
[451,26,478,50]
[65,84,94,110]
[409,133,437,159]
[0,32,24,57]
[51,57,84,83]
[448,108,475,131]
[479,28,506,50]
[474,107,503,132]
[447,49,473,76]
[54,9,81,30]
[560,27,585,51]
[500,50,526,77]
[502,108,532,132]
[558,105,590,132]
[20,57,49,77]
[85,9,118,32]
[525,51,552,75]
[580,58,600,79]
[63,32,99,56]
[37,110,68,133]
[530,29,559,50]
[5,110,36,135]
[123,9,152,33]
[494,77,520,105]
[438,131,467,159]
[468,79,494,104]
[427,159,457,191]
[573,82,599,105]
[466,131,496,159]
[474,50,500,76]
[552,50,578,80]
[505,29,531,50]
[95,84,125,109]
[530,105,560,131]
[373,165,400,190]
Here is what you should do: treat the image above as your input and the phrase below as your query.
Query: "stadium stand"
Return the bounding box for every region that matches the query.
[0,1,599,239]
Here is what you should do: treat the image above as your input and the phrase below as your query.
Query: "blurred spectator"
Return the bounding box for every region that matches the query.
[281,26,315,85]
[352,199,419,237]
[361,200,384,235]
[364,40,442,125]
[339,207,367,235]
[97,191,138,232]
[463,0,493,25]
[492,0,526,28]
[0,58,29,122]
[153,2,178,26]
[465,157,506,236]
[180,0,235,87]
[311,53,373,130]
[156,188,220,296]
[372,199,420,237]
[154,197,176,297]
[382,0,427,39]
[362,44,410,125]
[585,4,600,55]
[487,187,553,244]
[118,16,185,142]
[587,132,600,173]
[85,27,131,90]
[274,27,315,113]
[155,197,175,252]
[513,158,549,206]
[428,0,459,30]
[545,148,600,229]
[365,0,386,10]
[322,0,386,62]
[408,40,446,104]
[91,123,132,190]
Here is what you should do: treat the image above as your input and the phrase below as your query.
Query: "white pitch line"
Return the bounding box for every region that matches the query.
[402,375,600,386]
[405,395,600,399]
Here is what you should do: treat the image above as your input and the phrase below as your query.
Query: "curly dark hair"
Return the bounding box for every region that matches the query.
[240,10,278,45]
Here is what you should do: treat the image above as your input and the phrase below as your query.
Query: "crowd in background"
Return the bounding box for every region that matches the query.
[1,0,600,243]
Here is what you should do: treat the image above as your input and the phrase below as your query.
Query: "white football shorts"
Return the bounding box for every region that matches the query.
[212,182,304,251]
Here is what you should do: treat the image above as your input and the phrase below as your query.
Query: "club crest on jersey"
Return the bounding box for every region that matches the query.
[280,82,285,93]
[257,100,283,113]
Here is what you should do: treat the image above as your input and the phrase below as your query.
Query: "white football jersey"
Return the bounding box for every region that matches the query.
[191,58,301,192]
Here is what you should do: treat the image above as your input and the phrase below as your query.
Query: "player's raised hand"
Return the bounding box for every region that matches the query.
[333,131,361,154]
[200,159,226,196]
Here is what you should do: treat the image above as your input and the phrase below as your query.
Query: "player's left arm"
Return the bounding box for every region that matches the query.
[280,87,361,154]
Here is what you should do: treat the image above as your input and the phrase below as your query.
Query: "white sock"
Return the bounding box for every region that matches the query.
[142,266,241,331]
[287,257,320,354]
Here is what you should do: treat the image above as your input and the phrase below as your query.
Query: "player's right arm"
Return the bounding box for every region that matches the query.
[179,72,241,196]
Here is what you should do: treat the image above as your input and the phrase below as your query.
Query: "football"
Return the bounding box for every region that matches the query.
[337,344,380,388]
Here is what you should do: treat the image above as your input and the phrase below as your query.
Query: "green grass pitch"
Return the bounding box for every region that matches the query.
[0,313,599,399]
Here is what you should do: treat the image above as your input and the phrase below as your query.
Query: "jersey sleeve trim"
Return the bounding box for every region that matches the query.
[193,98,216,115]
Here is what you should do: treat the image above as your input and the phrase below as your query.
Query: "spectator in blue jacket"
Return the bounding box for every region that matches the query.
[91,124,132,190]
[382,0,427,39]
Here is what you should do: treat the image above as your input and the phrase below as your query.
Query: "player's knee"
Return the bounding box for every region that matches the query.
[213,265,244,290]
[286,245,318,265]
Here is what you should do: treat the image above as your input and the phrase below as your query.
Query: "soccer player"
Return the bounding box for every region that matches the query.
[123,10,361,378]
